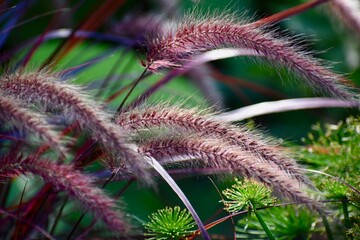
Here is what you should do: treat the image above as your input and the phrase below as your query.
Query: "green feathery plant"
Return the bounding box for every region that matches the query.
[222,178,277,240]
[144,206,196,240]
[235,206,321,239]
[297,116,360,239]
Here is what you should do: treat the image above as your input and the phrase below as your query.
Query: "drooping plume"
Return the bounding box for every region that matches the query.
[145,12,355,99]
[116,104,311,187]
[139,136,320,210]
[0,94,65,155]
[0,71,150,181]
[0,155,130,234]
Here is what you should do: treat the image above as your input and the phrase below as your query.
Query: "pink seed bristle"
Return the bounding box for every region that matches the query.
[145,12,355,99]
[116,104,313,188]
[0,71,151,182]
[0,93,66,156]
[0,155,130,234]
[139,136,321,211]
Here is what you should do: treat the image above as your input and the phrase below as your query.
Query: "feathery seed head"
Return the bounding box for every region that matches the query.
[144,12,356,99]
[139,135,320,209]
[118,104,312,188]
[0,155,131,234]
[0,71,151,182]
[0,94,66,156]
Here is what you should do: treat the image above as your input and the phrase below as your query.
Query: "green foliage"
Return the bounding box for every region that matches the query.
[221,178,277,213]
[236,206,322,240]
[300,116,360,175]
[297,116,360,239]
[144,206,196,240]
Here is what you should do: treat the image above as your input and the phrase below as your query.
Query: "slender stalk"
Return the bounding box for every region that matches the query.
[50,196,69,235]
[116,67,148,112]
[0,180,11,208]
[14,181,28,240]
[342,199,351,230]
[252,207,276,240]
[67,214,86,240]
[145,156,210,240]
[252,0,330,27]
[321,215,334,240]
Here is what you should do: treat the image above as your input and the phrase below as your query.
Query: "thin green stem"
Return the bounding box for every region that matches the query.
[252,203,276,240]
[321,215,334,240]
[342,199,351,230]
[50,196,69,235]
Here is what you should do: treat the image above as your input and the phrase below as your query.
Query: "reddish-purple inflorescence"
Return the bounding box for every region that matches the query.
[0,71,151,182]
[145,13,355,99]
[0,155,130,234]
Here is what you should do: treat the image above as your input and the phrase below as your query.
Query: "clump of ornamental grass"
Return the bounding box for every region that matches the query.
[117,104,312,188]
[0,154,130,234]
[0,71,150,181]
[144,11,356,99]
[0,1,358,239]
[144,206,196,240]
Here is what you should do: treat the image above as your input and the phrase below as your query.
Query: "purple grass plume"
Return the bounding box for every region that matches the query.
[0,71,151,182]
[139,135,321,211]
[144,12,356,99]
[0,155,130,234]
[0,93,66,155]
[116,104,313,188]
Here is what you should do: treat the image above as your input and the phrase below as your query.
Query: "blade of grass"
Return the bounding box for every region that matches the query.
[252,206,276,240]
[214,98,360,122]
[145,156,210,240]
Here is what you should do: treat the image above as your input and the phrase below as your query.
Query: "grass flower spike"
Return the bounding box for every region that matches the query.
[0,71,150,181]
[145,12,355,98]
[0,155,130,234]
[0,94,65,155]
[117,104,312,188]
[139,136,320,209]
